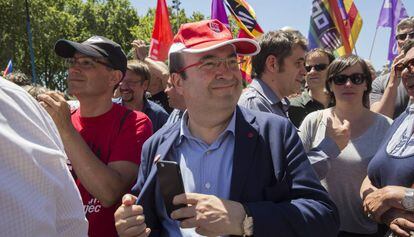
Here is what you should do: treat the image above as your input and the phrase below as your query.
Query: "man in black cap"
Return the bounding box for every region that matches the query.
[38,36,153,237]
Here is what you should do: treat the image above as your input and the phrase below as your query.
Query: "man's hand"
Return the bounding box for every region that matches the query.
[390,53,406,86]
[325,116,350,150]
[38,92,74,136]
[363,186,406,222]
[131,40,149,61]
[382,209,414,237]
[114,194,151,237]
[171,193,246,236]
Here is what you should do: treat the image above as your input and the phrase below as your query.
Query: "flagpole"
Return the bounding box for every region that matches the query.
[25,0,37,84]
[369,27,379,60]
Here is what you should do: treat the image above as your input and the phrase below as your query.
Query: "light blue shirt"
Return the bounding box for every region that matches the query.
[156,110,236,237]
[238,78,290,117]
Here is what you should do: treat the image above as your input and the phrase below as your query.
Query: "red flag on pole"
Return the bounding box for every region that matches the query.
[149,0,173,61]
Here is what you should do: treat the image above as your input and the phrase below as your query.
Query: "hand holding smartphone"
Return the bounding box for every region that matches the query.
[156,160,187,218]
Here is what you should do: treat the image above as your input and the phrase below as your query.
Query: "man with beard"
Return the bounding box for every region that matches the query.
[118,60,169,133]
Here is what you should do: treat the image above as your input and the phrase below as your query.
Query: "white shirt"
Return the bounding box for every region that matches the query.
[0,79,88,237]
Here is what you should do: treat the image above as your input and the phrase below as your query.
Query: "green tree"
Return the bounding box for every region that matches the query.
[0,0,204,92]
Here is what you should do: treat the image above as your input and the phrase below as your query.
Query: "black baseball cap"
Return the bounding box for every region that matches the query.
[54,36,127,76]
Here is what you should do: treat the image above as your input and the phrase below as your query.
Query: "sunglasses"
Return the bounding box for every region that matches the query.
[395,59,414,72]
[305,64,328,72]
[395,31,414,41]
[331,73,367,85]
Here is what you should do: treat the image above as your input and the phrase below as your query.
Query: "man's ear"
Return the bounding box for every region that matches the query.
[110,70,123,87]
[142,79,150,91]
[171,72,185,96]
[265,54,279,73]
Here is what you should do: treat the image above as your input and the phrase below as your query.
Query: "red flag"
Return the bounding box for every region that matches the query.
[149,0,173,61]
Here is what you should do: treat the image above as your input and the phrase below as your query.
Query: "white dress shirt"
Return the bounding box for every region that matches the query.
[0,78,88,237]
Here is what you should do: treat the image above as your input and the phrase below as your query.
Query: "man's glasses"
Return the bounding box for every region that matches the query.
[65,57,113,70]
[121,79,145,87]
[395,59,414,72]
[395,31,414,41]
[331,73,367,85]
[305,64,328,72]
[177,57,245,73]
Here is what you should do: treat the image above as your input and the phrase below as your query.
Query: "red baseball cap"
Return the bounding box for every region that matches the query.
[168,19,260,57]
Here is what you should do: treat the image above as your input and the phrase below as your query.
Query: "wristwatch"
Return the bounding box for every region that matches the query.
[241,203,254,236]
[401,188,414,211]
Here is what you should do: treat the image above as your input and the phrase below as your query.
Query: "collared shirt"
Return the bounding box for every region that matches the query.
[289,90,330,127]
[157,110,236,237]
[387,104,414,157]
[238,78,289,118]
[0,79,88,236]
[165,109,184,125]
[113,97,169,133]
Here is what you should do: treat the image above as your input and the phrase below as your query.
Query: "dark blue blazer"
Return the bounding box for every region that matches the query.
[132,106,339,237]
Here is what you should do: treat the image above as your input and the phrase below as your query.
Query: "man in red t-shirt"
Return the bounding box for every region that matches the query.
[38,36,152,237]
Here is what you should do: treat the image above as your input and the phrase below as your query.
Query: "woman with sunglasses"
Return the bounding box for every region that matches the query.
[289,48,335,127]
[299,55,392,237]
[360,40,414,237]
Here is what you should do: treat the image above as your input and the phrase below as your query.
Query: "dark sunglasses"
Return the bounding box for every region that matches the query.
[305,64,328,72]
[331,73,367,85]
[395,31,414,41]
[395,59,414,72]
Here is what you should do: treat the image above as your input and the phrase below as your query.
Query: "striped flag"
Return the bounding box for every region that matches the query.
[224,0,263,82]
[3,59,12,77]
[308,0,362,56]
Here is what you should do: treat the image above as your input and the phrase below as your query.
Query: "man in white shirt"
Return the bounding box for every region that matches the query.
[0,78,88,237]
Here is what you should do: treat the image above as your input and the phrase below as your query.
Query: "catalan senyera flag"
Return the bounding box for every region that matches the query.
[224,0,264,82]
[149,0,173,61]
[308,0,362,56]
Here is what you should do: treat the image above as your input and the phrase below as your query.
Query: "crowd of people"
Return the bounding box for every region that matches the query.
[1,16,414,237]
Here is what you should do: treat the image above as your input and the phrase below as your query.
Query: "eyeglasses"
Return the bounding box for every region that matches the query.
[177,57,245,73]
[65,57,113,70]
[395,59,414,72]
[331,73,367,85]
[305,64,328,72]
[121,79,145,87]
[395,31,414,41]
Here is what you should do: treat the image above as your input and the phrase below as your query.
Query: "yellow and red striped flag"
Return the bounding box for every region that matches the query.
[308,0,362,56]
[225,0,263,83]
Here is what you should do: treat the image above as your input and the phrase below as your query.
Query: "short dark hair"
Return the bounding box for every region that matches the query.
[252,30,308,78]
[168,52,187,79]
[325,55,372,108]
[127,60,151,83]
[397,17,414,33]
[305,48,335,64]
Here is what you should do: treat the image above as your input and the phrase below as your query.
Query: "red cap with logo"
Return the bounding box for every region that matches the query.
[168,19,260,57]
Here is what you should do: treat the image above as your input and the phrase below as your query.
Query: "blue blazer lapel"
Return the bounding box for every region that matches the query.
[229,106,259,201]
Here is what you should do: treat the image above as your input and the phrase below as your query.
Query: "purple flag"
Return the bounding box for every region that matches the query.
[211,0,229,29]
[377,0,409,62]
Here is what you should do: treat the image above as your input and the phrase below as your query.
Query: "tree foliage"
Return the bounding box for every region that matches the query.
[0,0,204,91]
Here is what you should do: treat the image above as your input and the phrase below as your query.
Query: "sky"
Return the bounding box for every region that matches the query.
[130,0,414,71]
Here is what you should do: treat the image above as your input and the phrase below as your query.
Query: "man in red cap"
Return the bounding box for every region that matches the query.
[38,36,152,237]
[114,20,339,237]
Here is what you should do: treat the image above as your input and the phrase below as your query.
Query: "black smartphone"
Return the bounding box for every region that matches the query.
[156,160,187,218]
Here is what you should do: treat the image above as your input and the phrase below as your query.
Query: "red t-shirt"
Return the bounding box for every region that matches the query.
[70,103,152,237]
